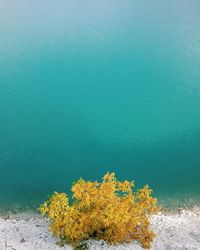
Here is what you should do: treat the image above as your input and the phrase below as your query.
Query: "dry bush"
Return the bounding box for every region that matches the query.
[39,173,158,249]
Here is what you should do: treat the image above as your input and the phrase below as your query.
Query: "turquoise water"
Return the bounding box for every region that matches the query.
[0,0,200,210]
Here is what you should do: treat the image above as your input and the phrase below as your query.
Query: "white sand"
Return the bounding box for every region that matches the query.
[0,210,200,250]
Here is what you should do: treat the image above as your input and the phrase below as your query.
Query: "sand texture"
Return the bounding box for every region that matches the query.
[0,210,200,250]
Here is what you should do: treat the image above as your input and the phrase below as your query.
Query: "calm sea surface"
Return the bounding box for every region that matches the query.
[0,0,200,210]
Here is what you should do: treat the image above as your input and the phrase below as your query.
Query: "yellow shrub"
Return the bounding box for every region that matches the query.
[39,173,158,249]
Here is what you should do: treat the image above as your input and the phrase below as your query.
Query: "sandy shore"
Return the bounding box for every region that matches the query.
[0,209,200,250]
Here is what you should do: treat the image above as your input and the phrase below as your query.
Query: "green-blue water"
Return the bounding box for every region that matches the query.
[0,0,200,210]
